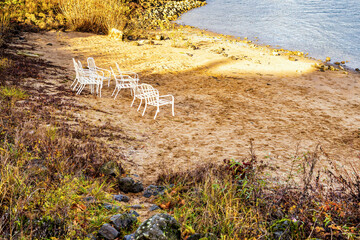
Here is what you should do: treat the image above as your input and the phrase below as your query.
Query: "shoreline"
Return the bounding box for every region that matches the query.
[174,23,360,73]
[174,2,360,72]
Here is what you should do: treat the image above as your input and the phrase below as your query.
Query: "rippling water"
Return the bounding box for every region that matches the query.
[177,0,360,69]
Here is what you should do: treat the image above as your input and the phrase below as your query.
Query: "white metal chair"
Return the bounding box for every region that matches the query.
[130,84,146,111]
[138,83,174,119]
[110,66,139,100]
[115,63,138,80]
[75,61,103,97]
[87,57,112,87]
[71,58,79,89]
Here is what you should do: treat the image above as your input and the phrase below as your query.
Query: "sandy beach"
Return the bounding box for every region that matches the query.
[19,26,360,184]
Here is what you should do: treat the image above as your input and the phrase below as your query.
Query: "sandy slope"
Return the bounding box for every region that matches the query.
[23,27,360,184]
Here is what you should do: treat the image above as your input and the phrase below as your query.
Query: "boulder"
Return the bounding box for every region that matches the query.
[110,213,137,231]
[143,185,166,198]
[118,177,144,193]
[124,234,135,240]
[98,223,119,240]
[134,213,181,240]
[114,194,130,202]
[109,28,124,41]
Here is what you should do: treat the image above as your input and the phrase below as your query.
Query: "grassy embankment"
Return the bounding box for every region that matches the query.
[0,43,135,238]
[1,0,360,239]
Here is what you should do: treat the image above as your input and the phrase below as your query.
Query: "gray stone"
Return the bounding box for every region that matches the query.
[111,213,137,231]
[143,185,166,198]
[114,194,130,202]
[110,214,121,222]
[98,223,119,240]
[103,203,120,210]
[187,233,217,240]
[134,213,181,240]
[118,177,144,193]
[127,205,142,209]
[149,205,160,211]
[129,210,140,217]
[124,233,135,240]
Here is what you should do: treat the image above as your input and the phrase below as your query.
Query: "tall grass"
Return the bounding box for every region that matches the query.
[0,9,10,46]
[60,0,139,35]
[0,52,129,239]
[156,147,360,239]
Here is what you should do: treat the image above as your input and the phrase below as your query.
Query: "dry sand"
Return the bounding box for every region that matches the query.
[21,27,360,184]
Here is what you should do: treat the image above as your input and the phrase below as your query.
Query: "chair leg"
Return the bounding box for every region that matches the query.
[73,81,79,91]
[154,107,159,120]
[77,84,84,95]
[76,84,81,95]
[142,103,147,116]
[111,87,117,96]
[130,96,136,107]
[80,84,86,95]
[137,99,142,111]
[114,88,121,100]
[70,78,77,88]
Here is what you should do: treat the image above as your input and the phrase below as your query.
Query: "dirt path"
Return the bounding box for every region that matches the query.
[20,28,360,184]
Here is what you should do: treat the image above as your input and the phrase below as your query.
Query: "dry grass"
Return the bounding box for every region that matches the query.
[60,0,135,34]
[0,50,131,239]
[0,9,10,46]
[156,147,360,239]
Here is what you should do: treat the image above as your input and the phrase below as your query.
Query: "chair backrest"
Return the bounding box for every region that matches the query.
[115,63,126,77]
[87,57,96,70]
[73,59,81,79]
[139,84,159,105]
[73,58,77,68]
[110,66,119,84]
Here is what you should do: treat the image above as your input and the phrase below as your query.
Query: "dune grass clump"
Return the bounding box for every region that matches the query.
[156,145,360,239]
[60,0,137,35]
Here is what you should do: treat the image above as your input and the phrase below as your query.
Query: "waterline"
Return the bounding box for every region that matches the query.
[177,0,360,69]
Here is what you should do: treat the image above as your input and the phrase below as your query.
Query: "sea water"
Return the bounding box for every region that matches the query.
[176,0,360,69]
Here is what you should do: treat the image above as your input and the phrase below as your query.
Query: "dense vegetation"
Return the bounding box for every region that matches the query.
[0,49,135,238]
[1,0,360,239]
[0,0,206,38]
[156,145,360,239]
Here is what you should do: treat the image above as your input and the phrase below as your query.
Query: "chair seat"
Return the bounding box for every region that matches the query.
[148,98,173,106]
[137,83,175,119]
